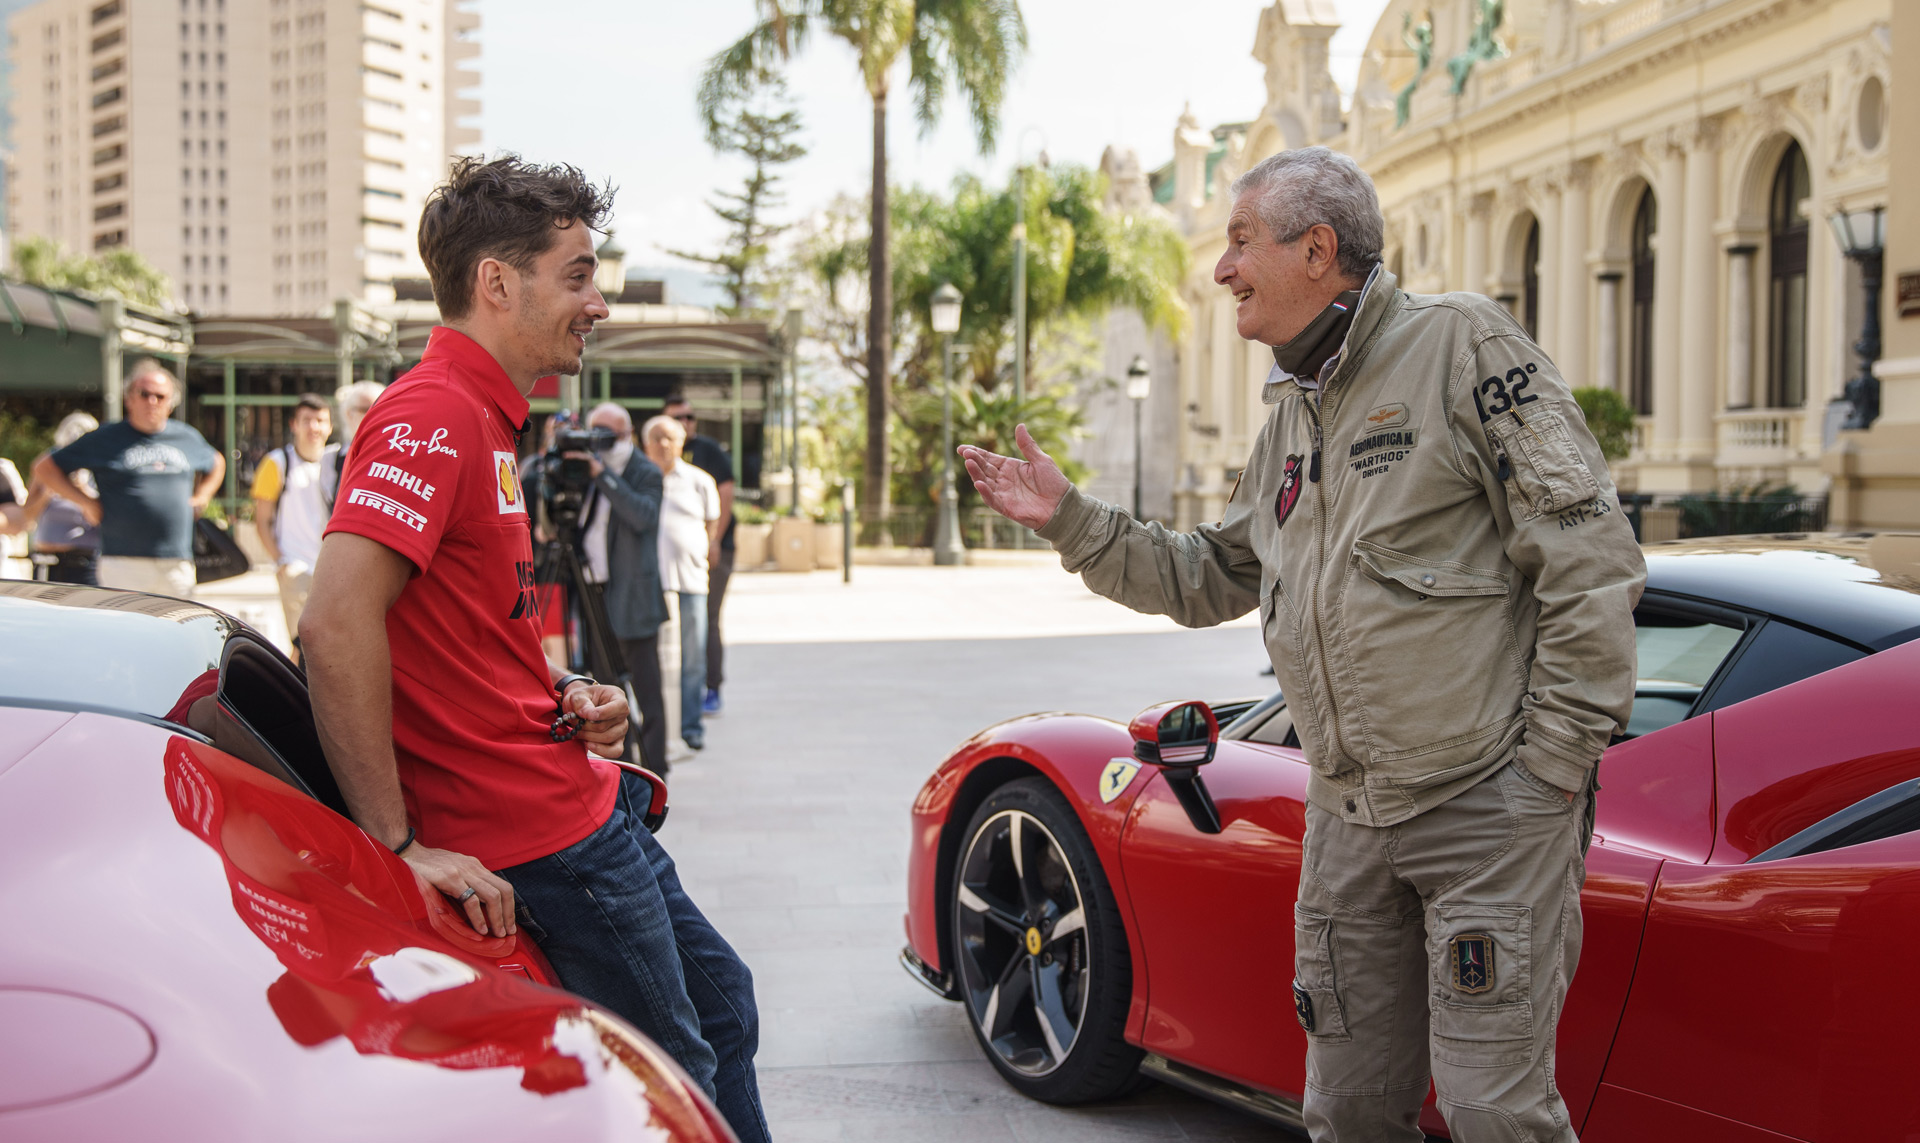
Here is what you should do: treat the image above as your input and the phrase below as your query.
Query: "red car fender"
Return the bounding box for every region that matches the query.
[907,713,1159,1041]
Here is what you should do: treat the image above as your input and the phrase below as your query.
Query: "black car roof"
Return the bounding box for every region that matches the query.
[1643,533,1920,649]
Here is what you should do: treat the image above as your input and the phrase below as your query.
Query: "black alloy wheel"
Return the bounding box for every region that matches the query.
[952,778,1142,1103]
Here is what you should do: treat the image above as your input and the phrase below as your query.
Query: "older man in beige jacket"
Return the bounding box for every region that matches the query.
[962,147,1644,1143]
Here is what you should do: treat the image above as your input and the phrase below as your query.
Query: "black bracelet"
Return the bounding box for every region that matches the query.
[391,826,416,856]
[554,673,596,698]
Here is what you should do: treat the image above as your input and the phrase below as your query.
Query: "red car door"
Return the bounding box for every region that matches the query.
[1116,738,1665,1131]
[1590,643,1920,1142]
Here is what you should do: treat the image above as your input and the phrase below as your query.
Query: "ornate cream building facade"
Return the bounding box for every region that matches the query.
[1158,0,1891,528]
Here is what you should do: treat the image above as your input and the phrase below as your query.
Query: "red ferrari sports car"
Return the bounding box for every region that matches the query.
[0,581,734,1142]
[902,535,1920,1141]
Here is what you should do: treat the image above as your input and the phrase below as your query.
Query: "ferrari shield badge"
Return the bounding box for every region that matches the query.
[1099,757,1142,804]
[1450,933,1495,994]
[1292,981,1315,1032]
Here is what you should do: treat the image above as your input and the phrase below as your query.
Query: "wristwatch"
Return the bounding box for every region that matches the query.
[554,673,596,699]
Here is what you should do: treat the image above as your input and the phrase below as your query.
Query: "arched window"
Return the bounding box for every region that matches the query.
[1522,219,1540,340]
[1767,141,1811,408]
[1629,188,1656,415]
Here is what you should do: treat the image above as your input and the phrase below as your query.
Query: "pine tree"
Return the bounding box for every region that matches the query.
[665,74,807,317]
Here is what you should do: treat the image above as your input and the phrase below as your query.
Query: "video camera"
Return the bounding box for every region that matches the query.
[548,425,619,492]
[541,424,620,538]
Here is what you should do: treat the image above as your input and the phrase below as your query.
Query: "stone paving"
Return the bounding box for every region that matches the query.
[199,557,1301,1138]
[664,561,1301,1141]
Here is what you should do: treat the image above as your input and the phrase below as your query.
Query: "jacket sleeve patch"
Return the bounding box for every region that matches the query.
[1486,412,1600,521]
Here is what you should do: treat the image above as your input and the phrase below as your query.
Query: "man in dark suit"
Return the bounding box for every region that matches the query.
[567,402,671,771]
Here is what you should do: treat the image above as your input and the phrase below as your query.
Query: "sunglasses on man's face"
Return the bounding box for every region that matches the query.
[671,413,697,423]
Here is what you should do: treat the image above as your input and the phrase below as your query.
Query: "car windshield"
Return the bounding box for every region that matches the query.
[1627,613,1743,738]
[0,583,237,725]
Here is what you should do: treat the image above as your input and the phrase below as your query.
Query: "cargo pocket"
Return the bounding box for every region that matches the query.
[1487,412,1601,521]
[1293,906,1351,1043]
[1341,541,1518,770]
[1428,904,1534,1068]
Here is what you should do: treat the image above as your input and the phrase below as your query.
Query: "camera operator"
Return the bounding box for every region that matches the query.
[559,403,669,771]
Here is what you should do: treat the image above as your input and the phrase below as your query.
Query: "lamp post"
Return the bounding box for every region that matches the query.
[593,230,627,300]
[1828,206,1885,431]
[1126,354,1152,519]
[930,282,966,566]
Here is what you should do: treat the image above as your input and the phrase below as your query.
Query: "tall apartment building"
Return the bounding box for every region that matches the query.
[3,0,479,314]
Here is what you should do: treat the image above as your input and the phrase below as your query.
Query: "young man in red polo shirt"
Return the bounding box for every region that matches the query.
[300,156,767,1142]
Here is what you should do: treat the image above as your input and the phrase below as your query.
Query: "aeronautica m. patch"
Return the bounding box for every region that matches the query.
[1099,757,1143,804]
[1450,933,1495,994]
[494,451,525,515]
[1292,980,1315,1032]
[1364,403,1409,429]
[1347,427,1418,479]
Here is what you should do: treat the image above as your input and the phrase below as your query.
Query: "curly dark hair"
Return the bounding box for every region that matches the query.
[418,154,616,320]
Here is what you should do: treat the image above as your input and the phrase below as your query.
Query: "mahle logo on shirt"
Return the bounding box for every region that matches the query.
[494,451,525,516]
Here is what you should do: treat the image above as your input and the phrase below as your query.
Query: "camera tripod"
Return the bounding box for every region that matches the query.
[532,505,653,773]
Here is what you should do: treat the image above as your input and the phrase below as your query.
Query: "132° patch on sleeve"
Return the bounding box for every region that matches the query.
[1450,933,1495,994]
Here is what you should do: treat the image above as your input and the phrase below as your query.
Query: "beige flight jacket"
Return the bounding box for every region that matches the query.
[1038,269,1645,827]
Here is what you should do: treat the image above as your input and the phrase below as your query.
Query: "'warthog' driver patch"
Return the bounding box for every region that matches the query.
[1450,933,1495,994]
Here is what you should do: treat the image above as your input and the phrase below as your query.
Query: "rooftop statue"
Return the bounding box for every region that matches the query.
[1396,10,1435,129]
[1448,0,1508,96]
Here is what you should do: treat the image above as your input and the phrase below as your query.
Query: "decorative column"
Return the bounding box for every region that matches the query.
[1724,245,1758,409]
[1464,197,1490,296]
[1679,122,1721,463]
[1596,273,1623,395]
[1652,138,1687,454]
[1557,165,1591,386]
[1536,179,1562,357]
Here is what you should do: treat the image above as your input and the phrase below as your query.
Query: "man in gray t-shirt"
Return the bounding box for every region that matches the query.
[35,363,224,597]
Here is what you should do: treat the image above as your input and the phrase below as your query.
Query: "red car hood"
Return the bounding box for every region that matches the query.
[0,709,732,1142]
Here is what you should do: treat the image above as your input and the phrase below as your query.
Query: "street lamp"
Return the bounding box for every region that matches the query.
[594,230,627,300]
[930,282,966,566]
[1828,205,1885,430]
[1126,354,1151,519]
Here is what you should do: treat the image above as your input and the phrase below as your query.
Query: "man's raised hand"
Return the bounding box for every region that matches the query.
[958,424,1071,531]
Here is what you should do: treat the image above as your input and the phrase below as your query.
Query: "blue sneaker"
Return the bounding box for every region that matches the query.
[702,687,722,716]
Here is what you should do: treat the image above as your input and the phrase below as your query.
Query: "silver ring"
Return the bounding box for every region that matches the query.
[456,886,478,904]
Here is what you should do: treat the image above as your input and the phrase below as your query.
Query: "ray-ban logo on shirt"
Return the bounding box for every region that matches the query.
[383,422,459,459]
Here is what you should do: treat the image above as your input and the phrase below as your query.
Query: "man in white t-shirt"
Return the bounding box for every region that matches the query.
[251,393,333,662]
[642,414,720,751]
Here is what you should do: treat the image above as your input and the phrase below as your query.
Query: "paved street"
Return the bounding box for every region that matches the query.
[663,560,1299,1141]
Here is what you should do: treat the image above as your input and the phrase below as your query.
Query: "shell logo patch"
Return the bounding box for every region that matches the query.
[1099,757,1143,804]
[494,451,524,515]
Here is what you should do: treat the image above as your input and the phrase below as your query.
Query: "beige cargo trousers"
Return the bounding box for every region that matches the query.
[1294,759,1592,1143]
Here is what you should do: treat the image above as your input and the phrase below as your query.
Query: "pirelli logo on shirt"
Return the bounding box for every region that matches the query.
[494,451,525,516]
[345,487,428,533]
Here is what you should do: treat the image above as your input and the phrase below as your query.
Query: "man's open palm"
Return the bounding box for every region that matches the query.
[959,425,1071,531]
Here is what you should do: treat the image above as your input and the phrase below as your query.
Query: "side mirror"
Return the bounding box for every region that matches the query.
[1127,700,1223,834]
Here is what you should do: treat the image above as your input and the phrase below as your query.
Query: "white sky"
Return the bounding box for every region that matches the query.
[476,0,1393,276]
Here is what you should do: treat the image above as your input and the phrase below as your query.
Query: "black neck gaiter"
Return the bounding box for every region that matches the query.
[1271,290,1361,381]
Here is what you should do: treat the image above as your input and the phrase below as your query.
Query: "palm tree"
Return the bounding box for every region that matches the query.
[700,0,1026,530]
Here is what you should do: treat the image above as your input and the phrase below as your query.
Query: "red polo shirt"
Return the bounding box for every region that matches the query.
[324,327,616,870]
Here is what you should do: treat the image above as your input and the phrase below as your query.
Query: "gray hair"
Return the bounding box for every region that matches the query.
[588,402,632,435]
[1230,147,1384,279]
[336,380,387,416]
[641,414,684,449]
[54,411,99,449]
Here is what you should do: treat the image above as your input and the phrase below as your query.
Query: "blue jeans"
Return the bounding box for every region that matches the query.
[678,591,708,740]
[501,774,768,1142]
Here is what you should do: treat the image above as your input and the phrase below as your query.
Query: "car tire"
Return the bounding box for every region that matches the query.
[951,777,1143,1103]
